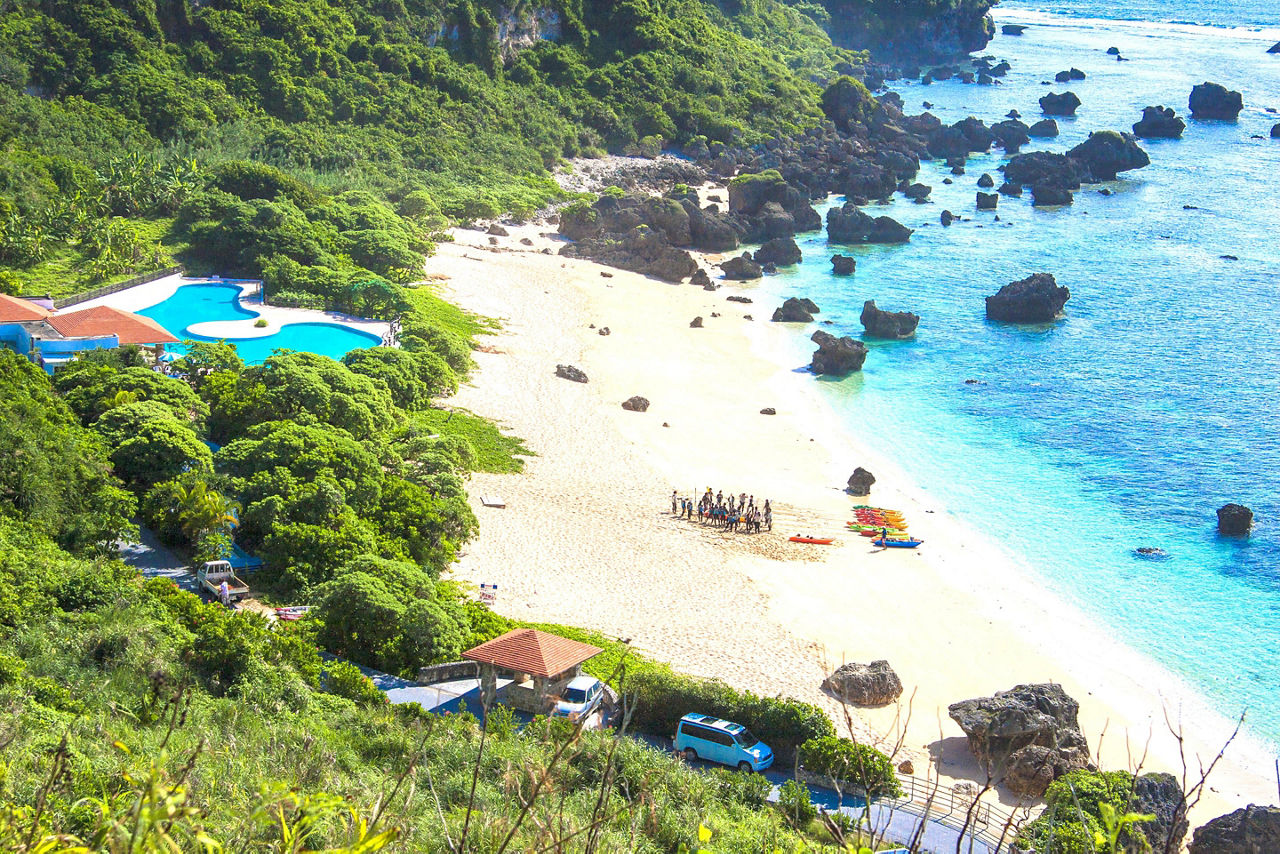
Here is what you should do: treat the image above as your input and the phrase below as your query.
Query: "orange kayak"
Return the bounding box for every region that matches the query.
[790,536,833,545]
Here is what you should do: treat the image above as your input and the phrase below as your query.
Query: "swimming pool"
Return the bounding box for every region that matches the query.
[137,283,382,363]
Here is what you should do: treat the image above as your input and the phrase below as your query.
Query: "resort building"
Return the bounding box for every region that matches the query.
[0,294,178,373]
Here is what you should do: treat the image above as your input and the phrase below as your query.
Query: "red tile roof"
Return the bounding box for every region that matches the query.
[464,629,602,678]
[48,305,179,345]
[0,292,53,323]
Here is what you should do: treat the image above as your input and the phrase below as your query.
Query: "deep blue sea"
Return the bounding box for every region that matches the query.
[763,8,1280,745]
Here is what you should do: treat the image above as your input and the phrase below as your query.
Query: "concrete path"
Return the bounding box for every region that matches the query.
[117,524,200,596]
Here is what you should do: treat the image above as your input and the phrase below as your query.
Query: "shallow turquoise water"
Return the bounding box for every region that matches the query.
[760,14,1280,744]
[137,283,381,364]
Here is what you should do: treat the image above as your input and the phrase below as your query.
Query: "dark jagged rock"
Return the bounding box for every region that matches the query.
[1107,46,1120,55]
[903,182,932,201]
[689,316,703,328]
[998,182,1022,197]
[1006,109,1021,119]
[823,659,902,705]
[729,170,822,240]
[1054,70,1071,83]
[1190,805,1280,853]
[720,253,763,280]
[753,236,803,266]
[1039,91,1082,116]
[976,192,998,210]
[845,467,878,497]
[1028,118,1060,137]
[827,202,913,244]
[772,296,818,323]
[555,364,588,383]
[940,209,955,226]
[1002,24,1027,35]
[726,295,753,303]
[559,227,697,283]
[831,254,857,275]
[760,407,776,415]
[690,268,712,288]
[809,330,868,376]
[487,223,509,236]
[1217,503,1253,535]
[1133,105,1186,139]
[598,327,610,336]
[948,683,1093,797]
[761,261,778,274]
[1003,151,1086,189]
[1272,123,1280,138]
[986,272,1070,322]
[991,119,1031,152]
[684,201,740,252]
[1189,82,1243,119]
[1270,41,1280,53]
[1033,185,1073,205]
[1133,772,1189,854]
[860,300,919,338]
[1066,131,1150,181]
[621,395,649,412]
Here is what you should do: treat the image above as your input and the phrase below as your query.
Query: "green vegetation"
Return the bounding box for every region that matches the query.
[1018,769,1157,854]
[798,736,902,798]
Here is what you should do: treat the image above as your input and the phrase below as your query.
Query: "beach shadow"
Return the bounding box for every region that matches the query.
[927,736,990,781]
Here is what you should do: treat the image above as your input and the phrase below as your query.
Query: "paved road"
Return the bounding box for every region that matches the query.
[117,525,201,596]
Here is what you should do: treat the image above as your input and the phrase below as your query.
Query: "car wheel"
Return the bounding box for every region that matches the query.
[737,761,753,773]
[683,748,698,762]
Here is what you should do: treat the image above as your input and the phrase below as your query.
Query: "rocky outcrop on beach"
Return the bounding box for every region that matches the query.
[1133,106,1186,139]
[986,273,1070,322]
[1189,82,1243,119]
[555,364,588,383]
[948,683,1093,797]
[823,660,902,706]
[557,194,706,281]
[1039,91,1082,116]
[1066,131,1150,181]
[827,202,913,244]
[753,237,803,267]
[1190,805,1280,853]
[621,395,650,412]
[1133,773,1190,854]
[845,467,877,497]
[721,253,763,280]
[728,170,822,240]
[860,300,919,338]
[772,297,820,323]
[1217,503,1253,535]
[1028,118,1060,138]
[831,254,856,275]
[809,330,868,376]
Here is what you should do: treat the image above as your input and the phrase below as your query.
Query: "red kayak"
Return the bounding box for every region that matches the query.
[790,536,833,545]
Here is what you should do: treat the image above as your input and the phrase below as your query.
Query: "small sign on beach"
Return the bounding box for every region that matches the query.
[481,495,506,508]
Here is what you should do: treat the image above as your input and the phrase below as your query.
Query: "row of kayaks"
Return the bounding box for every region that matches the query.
[851,506,923,548]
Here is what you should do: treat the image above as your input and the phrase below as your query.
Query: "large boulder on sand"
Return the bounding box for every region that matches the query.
[1190,805,1280,853]
[1217,503,1253,535]
[948,683,1093,797]
[721,253,763,280]
[621,396,649,412]
[753,237,802,267]
[822,660,902,706]
[1189,82,1243,119]
[1039,91,1082,116]
[986,273,1071,322]
[860,300,919,338]
[772,297,818,323]
[555,364,588,383]
[809,330,868,376]
[846,467,877,497]
[827,203,913,244]
[1066,131,1150,181]
[1133,105,1186,139]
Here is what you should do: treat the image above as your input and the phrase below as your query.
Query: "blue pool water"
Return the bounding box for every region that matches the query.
[137,283,381,364]
[756,12,1280,745]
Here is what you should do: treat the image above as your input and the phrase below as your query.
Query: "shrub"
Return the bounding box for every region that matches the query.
[325,660,388,706]
[798,736,901,798]
[253,318,267,328]
[626,669,834,757]
[778,779,816,829]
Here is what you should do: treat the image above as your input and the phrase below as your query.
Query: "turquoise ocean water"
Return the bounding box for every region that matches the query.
[761,9,1280,745]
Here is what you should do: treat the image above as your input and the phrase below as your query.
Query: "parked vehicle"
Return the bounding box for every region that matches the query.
[196,560,248,603]
[551,675,605,720]
[674,713,773,771]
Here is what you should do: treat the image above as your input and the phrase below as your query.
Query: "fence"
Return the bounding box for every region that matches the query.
[884,774,1031,852]
[50,265,183,309]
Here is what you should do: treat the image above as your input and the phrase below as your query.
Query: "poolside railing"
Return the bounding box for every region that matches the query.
[880,774,1030,852]
[51,266,184,309]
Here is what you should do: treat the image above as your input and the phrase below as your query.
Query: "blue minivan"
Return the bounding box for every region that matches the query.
[674,713,773,771]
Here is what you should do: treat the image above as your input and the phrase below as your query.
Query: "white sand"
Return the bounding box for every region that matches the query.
[431,224,1277,829]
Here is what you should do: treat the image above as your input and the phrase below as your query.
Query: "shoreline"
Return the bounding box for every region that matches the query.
[430,224,1277,826]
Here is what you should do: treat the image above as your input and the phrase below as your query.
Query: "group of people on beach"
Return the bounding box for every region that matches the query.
[671,489,772,533]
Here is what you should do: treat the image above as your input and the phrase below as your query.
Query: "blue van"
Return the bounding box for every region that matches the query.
[674,713,773,771]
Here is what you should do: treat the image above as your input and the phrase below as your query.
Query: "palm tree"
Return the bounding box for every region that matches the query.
[175,481,240,544]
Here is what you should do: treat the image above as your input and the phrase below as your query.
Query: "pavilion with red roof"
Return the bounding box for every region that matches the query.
[0,297,178,373]
[463,628,602,713]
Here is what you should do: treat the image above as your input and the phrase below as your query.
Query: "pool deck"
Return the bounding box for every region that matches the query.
[66,273,390,343]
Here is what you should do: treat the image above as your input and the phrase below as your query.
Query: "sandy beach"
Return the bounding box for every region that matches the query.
[428,221,1277,829]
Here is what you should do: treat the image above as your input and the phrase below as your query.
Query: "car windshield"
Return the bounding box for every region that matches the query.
[562,687,587,703]
[735,729,759,748]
